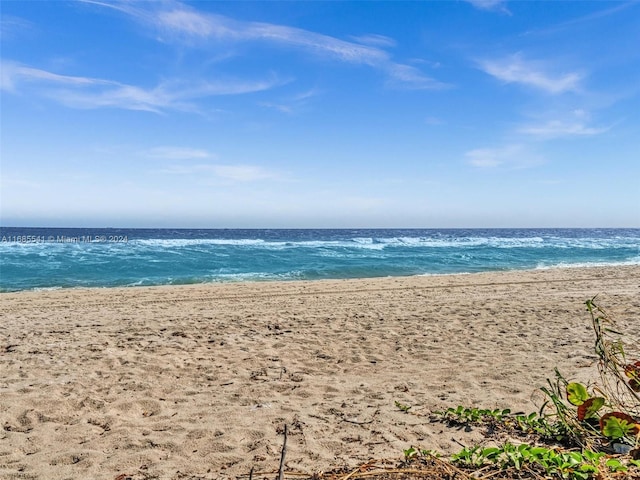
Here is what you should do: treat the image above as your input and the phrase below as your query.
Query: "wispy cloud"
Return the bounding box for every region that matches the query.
[81,0,385,63]
[478,54,583,94]
[348,34,397,48]
[161,163,281,182]
[259,88,321,115]
[241,23,388,66]
[386,64,450,90]
[145,147,214,160]
[1,60,283,113]
[80,0,447,90]
[518,109,611,139]
[1,61,111,92]
[519,120,609,139]
[524,1,638,36]
[259,102,294,115]
[147,145,282,181]
[0,15,36,40]
[465,0,511,15]
[156,8,218,39]
[466,144,542,169]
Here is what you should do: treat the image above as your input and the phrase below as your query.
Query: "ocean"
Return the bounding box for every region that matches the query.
[0,227,638,292]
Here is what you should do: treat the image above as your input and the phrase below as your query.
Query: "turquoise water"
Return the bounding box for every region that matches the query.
[0,228,638,292]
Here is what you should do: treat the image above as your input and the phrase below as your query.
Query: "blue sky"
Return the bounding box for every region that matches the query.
[1,0,639,228]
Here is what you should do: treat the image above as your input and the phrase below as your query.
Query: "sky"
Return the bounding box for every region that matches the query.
[1,0,639,228]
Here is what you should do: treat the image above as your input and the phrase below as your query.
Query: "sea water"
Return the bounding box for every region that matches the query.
[0,228,638,292]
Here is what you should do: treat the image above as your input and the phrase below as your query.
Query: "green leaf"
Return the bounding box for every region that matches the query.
[582,450,604,464]
[403,447,418,459]
[530,447,550,457]
[605,458,627,472]
[480,447,501,460]
[566,383,589,406]
[579,464,598,473]
[600,412,640,439]
[568,452,583,464]
[577,397,605,421]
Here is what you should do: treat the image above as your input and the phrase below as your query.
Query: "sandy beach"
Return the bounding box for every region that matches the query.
[1,265,639,479]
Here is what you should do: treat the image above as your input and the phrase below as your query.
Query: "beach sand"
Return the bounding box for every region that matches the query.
[1,265,639,479]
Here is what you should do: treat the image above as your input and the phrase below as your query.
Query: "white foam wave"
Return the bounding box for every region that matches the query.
[131,236,536,250]
[4,234,634,253]
[134,238,268,247]
[535,258,640,270]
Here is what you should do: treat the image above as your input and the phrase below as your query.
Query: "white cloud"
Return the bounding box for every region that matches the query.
[518,109,610,139]
[348,34,397,48]
[146,147,213,160]
[82,1,385,64]
[479,54,583,94]
[465,0,512,15]
[519,120,609,139]
[386,64,450,90]
[157,8,217,38]
[291,88,321,102]
[466,146,512,168]
[212,165,276,182]
[0,61,111,92]
[524,2,636,36]
[465,144,541,169]
[259,102,293,114]
[1,61,283,113]
[259,88,321,115]
[81,0,447,90]
[53,83,173,113]
[161,163,280,182]
[0,15,36,40]
[243,22,389,66]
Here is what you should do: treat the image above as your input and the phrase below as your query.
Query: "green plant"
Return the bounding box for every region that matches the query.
[434,404,563,443]
[449,442,640,480]
[512,411,562,438]
[403,446,419,460]
[538,298,640,451]
[403,446,439,460]
[437,405,511,424]
[394,400,412,413]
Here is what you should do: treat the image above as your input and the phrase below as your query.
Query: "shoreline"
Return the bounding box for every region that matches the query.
[2,265,639,479]
[2,261,639,295]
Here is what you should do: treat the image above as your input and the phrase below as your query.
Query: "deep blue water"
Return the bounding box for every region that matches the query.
[0,228,638,292]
